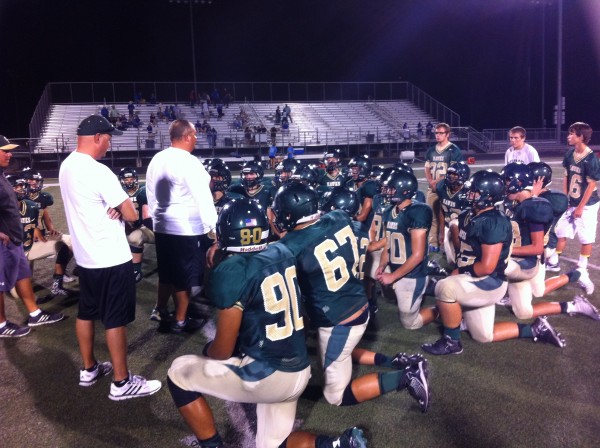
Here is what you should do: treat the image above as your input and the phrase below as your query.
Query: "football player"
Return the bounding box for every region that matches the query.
[422,170,565,355]
[22,167,74,296]
[167,199,367,448]
[291,164,320,189]
[273,158,301,188]
[317,148,346,194]
[274,183,431,413]
[207,160,242,214]
[528,161,567,272]
[228,161,274,209]
[555,122,600,277]
[376,171,438,329]
[435,161,470,265]
[499,163,598,323]
[423,123,464,252]
[345,155,378,229]
[118,167,154,283]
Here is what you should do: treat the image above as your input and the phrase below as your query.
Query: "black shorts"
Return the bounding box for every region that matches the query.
[78,261,136,329]
[155,233,209,291]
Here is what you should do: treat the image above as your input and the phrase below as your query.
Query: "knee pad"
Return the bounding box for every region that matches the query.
[166,376,202,408]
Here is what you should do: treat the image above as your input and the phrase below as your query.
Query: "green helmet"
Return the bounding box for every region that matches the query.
[383,170,418,203]
[217,198,269,252]
[319,186,359,216]
[272,182,320,232]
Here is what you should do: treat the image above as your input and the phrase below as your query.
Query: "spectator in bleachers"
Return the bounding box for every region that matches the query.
[132,113,142,129]
[109,105,119,124]
[210,88,220,105]
[201,119,210,134]
[189,89,197,108]
[217,102,224,120]
[282,117,290,133]
[194,119,202,133]
[134,91,142,105]
[223,88,232,108]
[200,100,208,118]
[426,121,433,140]
[283,104,293,123]
[402,122,410,141]
[149,112,157,126]
[147,123,153,135]
[275,106,282,125]
[417,122,423,139]
[207,127,217,148]
[127,101,135,120]
[100,105,109,121]
[150,92,157,105]
[270,126,277,145]
[157,104,165,121]
[244,126,253,144]
[233,116,243,131]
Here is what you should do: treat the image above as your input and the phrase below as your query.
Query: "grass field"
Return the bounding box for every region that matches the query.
[1,156,599,448]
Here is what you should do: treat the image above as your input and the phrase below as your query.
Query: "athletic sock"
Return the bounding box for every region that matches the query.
[566,269,581,283]
[517,323,533,339]
[379,370,405,394]
[198,433,223,448]
[443,325,461,341]
[113,375,130,387]
[374,352,393,368]
[29,309,42,318]
[578,255,589,269]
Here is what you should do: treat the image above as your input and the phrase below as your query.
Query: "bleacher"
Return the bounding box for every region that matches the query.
[34,100,436,154]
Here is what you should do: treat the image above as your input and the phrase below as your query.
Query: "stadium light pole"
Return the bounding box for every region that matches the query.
[555,0,563,143]
[168,0,214,96]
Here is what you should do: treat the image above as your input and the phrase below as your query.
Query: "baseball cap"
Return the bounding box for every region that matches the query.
[77,115,123,136]
[0,135,19,151]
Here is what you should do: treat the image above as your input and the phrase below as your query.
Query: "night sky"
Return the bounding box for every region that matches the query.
[1,0,599,140]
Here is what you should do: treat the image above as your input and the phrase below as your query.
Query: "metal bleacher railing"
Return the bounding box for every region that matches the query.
[29,81,461,150]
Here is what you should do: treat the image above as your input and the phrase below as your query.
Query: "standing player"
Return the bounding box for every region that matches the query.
[345,155,378,229]
[207,160,242,214]
[167,199,367,448]
[555,122,600,278]
[376,171,438,330]
[318,148,346,195]
[118,167,154,283]
[274,183,431,413]
[422,170,565,355]
[504,126,540,165]
[228,161,275,209]
[21,167,74,296]
[423,123,463,252]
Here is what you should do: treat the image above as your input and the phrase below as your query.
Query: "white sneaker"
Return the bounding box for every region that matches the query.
[109,373,162,401]
[576,268,594,295]
[62,274,76,284]
[79,361,113,387]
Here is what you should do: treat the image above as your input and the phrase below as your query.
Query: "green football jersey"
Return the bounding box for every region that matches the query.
[562,147,600,207]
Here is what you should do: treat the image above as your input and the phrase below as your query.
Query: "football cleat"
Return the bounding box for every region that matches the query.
[576,268,594,295]
[570,295,600,321]
[422,335,463,356]
[331,426,367,448]
[391,352,426,370]
[531,316,566,348]
[427,259,448,277]
[402,360,431,413]
[51,280,69,297]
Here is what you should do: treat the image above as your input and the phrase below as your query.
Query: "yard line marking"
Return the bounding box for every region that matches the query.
[559,256,600,271]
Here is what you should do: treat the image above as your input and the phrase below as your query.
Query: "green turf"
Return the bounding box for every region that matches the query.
[1,158,600,447]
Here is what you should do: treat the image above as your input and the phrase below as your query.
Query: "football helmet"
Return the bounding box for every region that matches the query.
[393,161,414,175]
[21,167,44,193]
[383,170,418,203]
[322,148,344,173]
[208,161,232,192]
[6,174,29,200]
[528,161,552,187]
[274,158,301,187]
[216,198,269,252]
[118,167,139,193]
[319,186,359,216]
[347,155,372,181]
[446,161,470,188]
[369,165,385,181]
[272,182,320,232]
[465,170,505,209]
[240,161,264,189]
[291,164,319,188]
[501,162,533,194]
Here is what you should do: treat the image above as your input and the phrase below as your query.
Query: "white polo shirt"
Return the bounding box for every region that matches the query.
[146,146,217,236]
[59,151,132,268]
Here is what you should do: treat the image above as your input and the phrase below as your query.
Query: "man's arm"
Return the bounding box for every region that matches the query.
[206,306,243,360]
[115,198,137,223]
[511,230,544,258]
[574,179,597,218]
[354,197,372,223]
[460,242,502,277]
[378,228,427,286]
